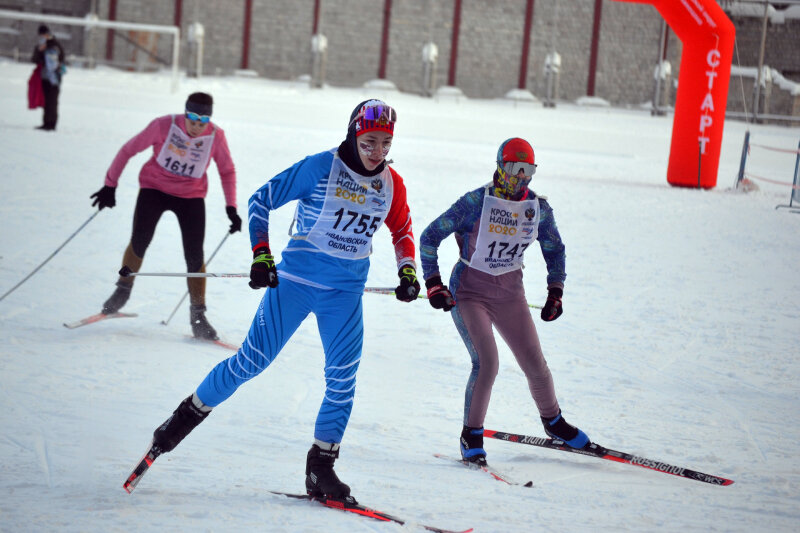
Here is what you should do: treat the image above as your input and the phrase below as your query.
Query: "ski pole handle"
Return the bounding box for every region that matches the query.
[119,266,247,278]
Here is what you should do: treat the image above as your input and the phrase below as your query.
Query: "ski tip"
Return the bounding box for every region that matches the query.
[523,480,533,487]
[122,476,138,494]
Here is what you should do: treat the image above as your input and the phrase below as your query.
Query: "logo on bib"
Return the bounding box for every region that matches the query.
[525,208,535,220]
[489,207,518,227]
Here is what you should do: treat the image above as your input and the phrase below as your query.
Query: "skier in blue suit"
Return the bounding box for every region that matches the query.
[142,100,420,501]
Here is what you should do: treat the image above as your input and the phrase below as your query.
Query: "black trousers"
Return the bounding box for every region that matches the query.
[41,79,59,129]
[130,188,206,272]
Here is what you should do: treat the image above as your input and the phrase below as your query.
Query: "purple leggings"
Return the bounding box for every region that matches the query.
[451,295,560,427]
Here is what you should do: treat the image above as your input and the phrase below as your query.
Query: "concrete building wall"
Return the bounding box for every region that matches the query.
[0,0,90,61]
[1,0,797,118]
[248,0,315,80]
[386,0,453,96]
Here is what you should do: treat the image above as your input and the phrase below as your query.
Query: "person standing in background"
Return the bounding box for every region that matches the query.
[31,25,64,131]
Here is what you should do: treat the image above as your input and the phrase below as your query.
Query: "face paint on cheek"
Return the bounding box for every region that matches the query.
[358,141,375,157]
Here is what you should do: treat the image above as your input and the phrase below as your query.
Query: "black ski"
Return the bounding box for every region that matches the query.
[433,453,533,487]
[63,311,137,329]
[123,441,160,494]
[484,429,734,486]
[270,491,473,533]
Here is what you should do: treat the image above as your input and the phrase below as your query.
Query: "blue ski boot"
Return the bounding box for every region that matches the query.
[541,410,590,449]
[460,425,488,466]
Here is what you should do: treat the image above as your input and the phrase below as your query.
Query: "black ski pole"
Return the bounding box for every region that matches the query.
[161,232,231,326]
[0,211,100,303]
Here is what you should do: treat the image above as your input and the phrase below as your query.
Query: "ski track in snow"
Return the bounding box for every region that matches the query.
[1,59,800,532]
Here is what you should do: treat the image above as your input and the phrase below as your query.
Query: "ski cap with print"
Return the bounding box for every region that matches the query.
[494,137,536,200]
[349,99,396,137]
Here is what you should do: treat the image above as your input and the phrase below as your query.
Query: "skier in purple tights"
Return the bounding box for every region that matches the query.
[419,137,590,466]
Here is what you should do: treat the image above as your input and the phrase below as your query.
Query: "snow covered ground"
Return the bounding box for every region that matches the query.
[1,59,799,532]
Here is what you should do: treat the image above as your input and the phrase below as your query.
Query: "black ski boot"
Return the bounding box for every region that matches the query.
[541,410,590,449]
[305,442,354,501]
[190,304,219,340]
[460,425,488,466]
[152,393,212,456]
[102,281,132,315]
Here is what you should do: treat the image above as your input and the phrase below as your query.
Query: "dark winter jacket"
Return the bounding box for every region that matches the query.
[31,37,65,85]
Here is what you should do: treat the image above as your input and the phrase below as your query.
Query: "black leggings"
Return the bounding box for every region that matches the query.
[130,188,205,271]
[41,79,59,128]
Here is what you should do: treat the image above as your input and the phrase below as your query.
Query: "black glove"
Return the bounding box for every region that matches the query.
[395,265,420,302]
[249,246,278,289]
[90,185,116,210]
[425,276,455,312]
[226,206,242,234]
[541,287,563,321]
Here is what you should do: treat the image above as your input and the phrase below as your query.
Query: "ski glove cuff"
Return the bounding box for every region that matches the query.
[541,287,563,321]
[249,246,278,289]
[425,275,456,312]
[226,206,242,234]
[90,185,116,210]
[395,265,420,302]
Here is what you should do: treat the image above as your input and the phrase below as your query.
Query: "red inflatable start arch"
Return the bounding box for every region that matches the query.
[614,0,735,188]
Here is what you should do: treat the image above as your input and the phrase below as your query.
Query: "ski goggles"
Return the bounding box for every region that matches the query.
[349,102,397,128]
[185,111,211,124]
[500,160,537,178]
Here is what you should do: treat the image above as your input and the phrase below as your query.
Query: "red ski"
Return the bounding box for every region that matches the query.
[123,441,160,494]
[270,491,472,533]
[63,312,138,329]
[185,335,239,351]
